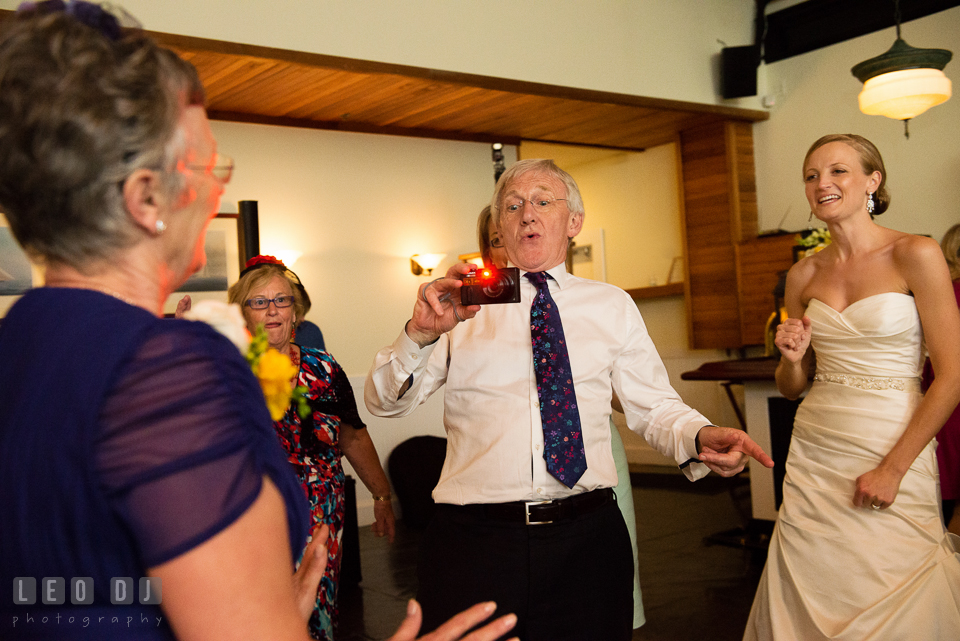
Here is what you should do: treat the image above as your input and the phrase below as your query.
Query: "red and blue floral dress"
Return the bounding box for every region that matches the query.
[272,346,365,641]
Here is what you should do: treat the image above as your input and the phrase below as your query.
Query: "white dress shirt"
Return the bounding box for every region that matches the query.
[364,264,711,505]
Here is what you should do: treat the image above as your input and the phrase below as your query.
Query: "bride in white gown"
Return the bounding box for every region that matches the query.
[743,134,960,640]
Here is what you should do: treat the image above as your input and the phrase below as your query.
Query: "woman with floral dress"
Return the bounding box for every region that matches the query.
[229,256,396,640]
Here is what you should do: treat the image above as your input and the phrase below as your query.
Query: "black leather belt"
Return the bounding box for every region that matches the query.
[481,487,615,525]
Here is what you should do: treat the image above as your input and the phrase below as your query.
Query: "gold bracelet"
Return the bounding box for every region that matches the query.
[372,495,392,502]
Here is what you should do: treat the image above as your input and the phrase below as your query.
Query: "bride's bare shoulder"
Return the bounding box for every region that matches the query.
[891,232,944,267]
[787,249,825,284]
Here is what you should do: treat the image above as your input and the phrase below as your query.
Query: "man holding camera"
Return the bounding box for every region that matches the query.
[365,159,773,640]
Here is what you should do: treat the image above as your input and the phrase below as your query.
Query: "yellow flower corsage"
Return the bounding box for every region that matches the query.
[245,326,310,421]
[183,300,308,421]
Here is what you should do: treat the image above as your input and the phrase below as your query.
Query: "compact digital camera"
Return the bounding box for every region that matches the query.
[460,267,521,306]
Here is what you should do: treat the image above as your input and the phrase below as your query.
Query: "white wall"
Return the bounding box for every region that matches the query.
[754,8,960,240]
[520,141,686,291]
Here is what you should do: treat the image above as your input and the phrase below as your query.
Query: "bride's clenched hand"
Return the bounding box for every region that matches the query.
[853,463,905,510]
[775,316,811,363]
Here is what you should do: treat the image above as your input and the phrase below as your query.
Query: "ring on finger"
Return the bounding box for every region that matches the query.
[870,502,882,510]
[453,305,465,323]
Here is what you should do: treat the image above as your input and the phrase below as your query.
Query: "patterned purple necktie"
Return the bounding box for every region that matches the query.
[526,271,587,488]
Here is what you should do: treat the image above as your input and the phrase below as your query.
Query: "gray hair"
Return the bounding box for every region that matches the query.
[0,9,205,269]
[490,159,585,227]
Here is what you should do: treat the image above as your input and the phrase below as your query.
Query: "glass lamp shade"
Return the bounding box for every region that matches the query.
[858,68,952,120]
[410,253,445,275]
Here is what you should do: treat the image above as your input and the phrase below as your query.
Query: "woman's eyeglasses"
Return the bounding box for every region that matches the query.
[245,295,294,310]
[187,153,234,185]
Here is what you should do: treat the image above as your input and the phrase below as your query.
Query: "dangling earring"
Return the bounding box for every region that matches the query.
[866,192,875,215]
[807,211,814,229]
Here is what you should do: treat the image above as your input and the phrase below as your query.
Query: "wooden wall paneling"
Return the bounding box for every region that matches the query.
[679,121,757,349]
[726,121,759,243]
[735,234,797,345]
[676,137,696,348]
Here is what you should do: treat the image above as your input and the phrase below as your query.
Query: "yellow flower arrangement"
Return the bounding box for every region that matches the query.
[795,228,832,258]
[245,326,309,421]
[251,344,298,420]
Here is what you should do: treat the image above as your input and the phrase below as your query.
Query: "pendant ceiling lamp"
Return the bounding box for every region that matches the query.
[851,0,952,137]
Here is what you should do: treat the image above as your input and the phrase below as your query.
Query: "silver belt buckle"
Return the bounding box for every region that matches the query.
[525,499,553,525]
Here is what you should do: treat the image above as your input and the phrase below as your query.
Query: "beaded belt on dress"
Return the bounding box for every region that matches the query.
[813,371,921,392]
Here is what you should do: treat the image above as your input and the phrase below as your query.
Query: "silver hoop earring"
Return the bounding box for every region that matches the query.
[155,220,167,235]
[866,193,875,215]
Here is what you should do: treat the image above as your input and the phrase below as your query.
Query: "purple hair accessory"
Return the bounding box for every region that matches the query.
[17,1,141,41]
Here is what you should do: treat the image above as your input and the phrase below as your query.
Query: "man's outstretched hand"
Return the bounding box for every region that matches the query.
[697,426,774,477]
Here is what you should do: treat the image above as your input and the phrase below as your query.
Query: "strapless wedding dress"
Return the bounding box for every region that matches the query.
[744,293,960,640]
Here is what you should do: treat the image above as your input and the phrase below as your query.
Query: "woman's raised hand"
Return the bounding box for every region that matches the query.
[775,316,812,363]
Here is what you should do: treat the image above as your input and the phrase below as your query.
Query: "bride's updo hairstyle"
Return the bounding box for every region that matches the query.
[0,2,205,269]
[803,134,890,218]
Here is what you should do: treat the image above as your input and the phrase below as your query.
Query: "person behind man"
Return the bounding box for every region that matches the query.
[476,204,508,270]
[365,159,774,640]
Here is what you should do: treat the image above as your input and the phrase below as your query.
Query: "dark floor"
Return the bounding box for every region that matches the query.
[339,468,769,641]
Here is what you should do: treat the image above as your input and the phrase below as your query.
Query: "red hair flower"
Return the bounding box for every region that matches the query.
[244,255,285,269]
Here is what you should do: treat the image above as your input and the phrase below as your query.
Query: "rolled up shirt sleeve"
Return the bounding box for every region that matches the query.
[612,295,711,481]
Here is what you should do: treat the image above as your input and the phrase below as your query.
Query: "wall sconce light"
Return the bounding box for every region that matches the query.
[270,250,303,268]
[410,253,445,276]
[851,0,952,138]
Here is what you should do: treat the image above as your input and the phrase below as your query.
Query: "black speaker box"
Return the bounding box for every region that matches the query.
[721,45,758,99]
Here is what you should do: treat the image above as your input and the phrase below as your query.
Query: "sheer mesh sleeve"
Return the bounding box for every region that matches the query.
[96,322,308,567]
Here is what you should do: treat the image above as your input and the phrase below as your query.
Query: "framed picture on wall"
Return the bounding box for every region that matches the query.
[0,214,41,319]
[162,213,242,315]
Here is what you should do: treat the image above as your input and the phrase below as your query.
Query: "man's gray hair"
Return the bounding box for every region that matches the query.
[490,159,585,227]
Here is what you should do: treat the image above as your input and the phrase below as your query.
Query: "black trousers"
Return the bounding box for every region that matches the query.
[417,499,634,641]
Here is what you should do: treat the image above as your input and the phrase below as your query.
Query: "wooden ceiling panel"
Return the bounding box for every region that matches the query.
[156,29,769,149]
[390,89,506,130]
